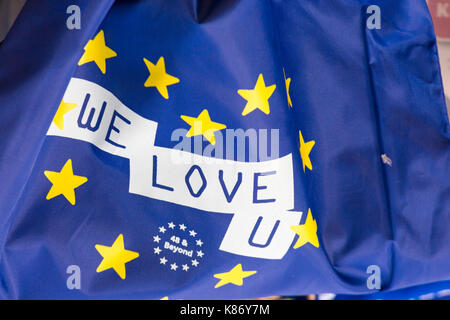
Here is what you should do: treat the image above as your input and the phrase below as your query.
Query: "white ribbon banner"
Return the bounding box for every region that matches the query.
[47,78,302,259]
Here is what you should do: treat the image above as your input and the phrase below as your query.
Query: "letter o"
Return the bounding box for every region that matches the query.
[185,165,207,197]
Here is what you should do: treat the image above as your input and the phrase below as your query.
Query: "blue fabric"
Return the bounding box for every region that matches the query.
[0,0,448,299]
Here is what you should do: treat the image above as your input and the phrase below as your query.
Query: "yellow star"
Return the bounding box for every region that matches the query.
[213,264,257,289]
[299,130,315,172]
[181,109,226,145]
[290,209,319,249]
[143,57,180,99]
[53,99,77,130]
[283,68,292,108]
[78,30,117,74]
[95,234,139,280]
[238,73,276,116]
[44,159,87,205]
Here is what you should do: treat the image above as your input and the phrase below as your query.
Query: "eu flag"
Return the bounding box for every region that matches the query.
[0,0,448,299]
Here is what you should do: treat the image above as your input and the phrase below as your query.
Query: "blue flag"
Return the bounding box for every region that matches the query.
[0,0,449,299]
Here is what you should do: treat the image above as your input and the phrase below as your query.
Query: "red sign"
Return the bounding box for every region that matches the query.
[429,0,450,40]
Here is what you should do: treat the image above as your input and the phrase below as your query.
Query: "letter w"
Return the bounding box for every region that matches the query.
[78,93,106,131]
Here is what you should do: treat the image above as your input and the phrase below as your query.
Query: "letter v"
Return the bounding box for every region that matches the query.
[218,170,242,203]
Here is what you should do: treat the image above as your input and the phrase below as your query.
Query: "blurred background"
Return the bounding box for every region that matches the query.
[0,0,26,43]
[429,0,450,119]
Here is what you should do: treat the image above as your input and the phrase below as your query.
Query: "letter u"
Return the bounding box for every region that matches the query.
[248,216,280,248]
